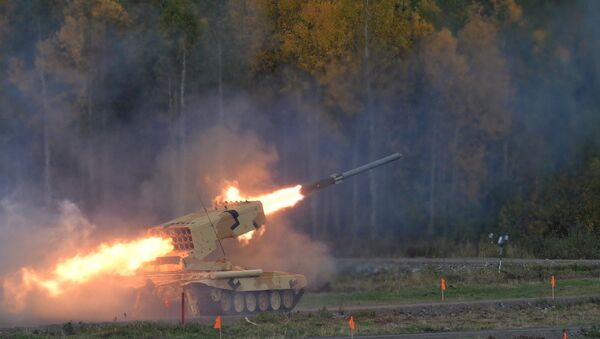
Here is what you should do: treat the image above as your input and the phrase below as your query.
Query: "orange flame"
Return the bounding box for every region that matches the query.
[2,236,173,311]
[216,184,304,243]
[219,185,304,215]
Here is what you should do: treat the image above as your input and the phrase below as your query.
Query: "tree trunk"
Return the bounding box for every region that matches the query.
[87,79,96,212]
[503,138,508,179]
[217,38,224,124]
[37,41,51,208]
[364,0,378,240]
[320,190,330,240]
[309,120,321,238]
[333,190,341,234]
[428,136,436,235]
[85,22,96,214]
[168,73,178,215]
[440,150,447,233]
[351,126,361,248]
[179,46,187,214]
[450,124,459,197]
[99,28,108,207]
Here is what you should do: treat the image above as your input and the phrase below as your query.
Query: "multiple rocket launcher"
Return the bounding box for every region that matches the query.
[138,153,403,315]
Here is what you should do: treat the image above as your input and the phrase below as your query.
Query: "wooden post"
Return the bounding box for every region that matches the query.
[180,292,185,325]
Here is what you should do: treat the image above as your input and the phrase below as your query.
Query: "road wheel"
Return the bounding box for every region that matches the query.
[257,291,269,312]
[220,292,232,313]
[233,292,245,313]
[245,293,257,313]
[269,290,281,311]
[281,290,294,310]
[210,288,222,303]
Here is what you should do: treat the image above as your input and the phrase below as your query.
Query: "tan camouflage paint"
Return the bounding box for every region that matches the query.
[137,201,306,315]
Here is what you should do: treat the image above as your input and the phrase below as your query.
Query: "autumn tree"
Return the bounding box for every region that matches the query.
[157,0,202,214]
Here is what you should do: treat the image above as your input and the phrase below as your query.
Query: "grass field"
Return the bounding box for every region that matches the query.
[4,261,600,338]
[300,278,600,308]
[5,300,600,338]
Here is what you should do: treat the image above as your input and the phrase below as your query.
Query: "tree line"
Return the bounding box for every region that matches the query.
[1,0,599,257]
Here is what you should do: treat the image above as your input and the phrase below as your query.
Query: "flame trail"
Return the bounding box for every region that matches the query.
[2,236,173,312]
[219,185,304,215]
[216,184,304,243]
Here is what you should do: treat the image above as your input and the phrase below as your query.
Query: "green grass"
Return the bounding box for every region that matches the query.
[333,262,600,292]
[300,278,600,308]
[6,301,600,338]
[5,263,600,338]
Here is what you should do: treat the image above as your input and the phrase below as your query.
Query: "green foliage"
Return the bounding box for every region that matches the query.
[8,304,600,338]
[499,157,600,258]
[0,0,600,258]
[582,325,600,338]
[158,0,201,48]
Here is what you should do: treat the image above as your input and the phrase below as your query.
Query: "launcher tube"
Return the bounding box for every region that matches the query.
[338,153,402,181]
[300,153,402,195]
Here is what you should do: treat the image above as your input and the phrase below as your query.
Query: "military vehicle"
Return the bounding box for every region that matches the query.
[133,153,402,316]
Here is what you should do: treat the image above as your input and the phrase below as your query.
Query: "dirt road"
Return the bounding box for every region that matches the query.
[297,294,600,314]
[321,326,584,339]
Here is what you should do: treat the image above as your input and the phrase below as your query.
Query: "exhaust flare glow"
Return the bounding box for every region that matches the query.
[216,184,304,243]
[219,185,304,215]
[2,236,173,311]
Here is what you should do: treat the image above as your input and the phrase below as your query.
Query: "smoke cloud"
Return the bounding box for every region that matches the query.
[0,122,336,325]
[148,124,336,288]
[223,214,336,290]
[0,200,140,325]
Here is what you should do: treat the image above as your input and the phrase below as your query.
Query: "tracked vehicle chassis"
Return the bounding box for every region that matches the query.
[185,284,305,315]
[134,269,307,317]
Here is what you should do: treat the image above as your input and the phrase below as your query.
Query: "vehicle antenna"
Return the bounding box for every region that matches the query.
[196,186,226,257]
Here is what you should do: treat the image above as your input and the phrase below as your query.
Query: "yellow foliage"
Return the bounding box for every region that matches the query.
[492,0,522,24]
[91,0,129,25]
[56,16,86,68]
[532,29,546,45]
[556,46,571,63]
[228,0,281,76]
[281,1,355,75]
[277,0,435,117]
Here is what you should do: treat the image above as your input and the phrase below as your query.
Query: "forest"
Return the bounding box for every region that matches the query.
[1,0,600,258]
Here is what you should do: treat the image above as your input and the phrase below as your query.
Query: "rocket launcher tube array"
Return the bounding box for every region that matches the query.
[300,153,402,195]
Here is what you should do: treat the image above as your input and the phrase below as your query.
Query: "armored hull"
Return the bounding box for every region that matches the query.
[134,201,306,316]
[135,268,306,316]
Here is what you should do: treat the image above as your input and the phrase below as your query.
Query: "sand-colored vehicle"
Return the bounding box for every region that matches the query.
[134,153,402,316]
[134,200,305,316]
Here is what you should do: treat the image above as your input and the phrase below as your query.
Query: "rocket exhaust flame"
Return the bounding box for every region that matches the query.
[216,153,402,244]
[218,185,304,215]
[2,236,173,312]
[215,184,304,243]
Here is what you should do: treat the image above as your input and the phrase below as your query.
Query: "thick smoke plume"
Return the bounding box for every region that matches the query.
[0,200,142,325]
[0,125,336,325]
[223,214,335,289]
[150,125,336,287]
